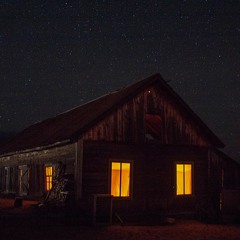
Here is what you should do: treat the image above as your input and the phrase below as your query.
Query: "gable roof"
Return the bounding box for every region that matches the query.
[0,73,225,155]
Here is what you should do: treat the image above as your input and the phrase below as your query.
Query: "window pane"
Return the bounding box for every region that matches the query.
[176,164,184,195]
[176,164,192,195]
[111,162,131,197]
[46,166,52,176]
[121,163,130,197]
[45,166,52,191]
[111,162,121,196]
[184,164,192,195]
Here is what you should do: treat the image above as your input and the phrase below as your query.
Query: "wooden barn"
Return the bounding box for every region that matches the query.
[0,73,239,222]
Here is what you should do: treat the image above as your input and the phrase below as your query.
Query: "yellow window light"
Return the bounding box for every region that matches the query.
[45,166,53,191]
[176,164,192,196]
[177,164,184,195]
[111,162,130,197]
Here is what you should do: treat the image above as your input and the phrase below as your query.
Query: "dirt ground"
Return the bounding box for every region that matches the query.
[0,198,239,240]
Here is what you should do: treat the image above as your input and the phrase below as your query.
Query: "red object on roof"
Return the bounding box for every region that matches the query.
[145,114,162,139]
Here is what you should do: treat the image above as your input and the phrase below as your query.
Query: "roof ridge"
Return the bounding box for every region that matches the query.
[0,73,225,154]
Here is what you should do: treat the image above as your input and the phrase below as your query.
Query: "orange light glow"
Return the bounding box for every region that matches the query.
[111,162,130,197]
[176,164,192,195]
[45,166,53,191]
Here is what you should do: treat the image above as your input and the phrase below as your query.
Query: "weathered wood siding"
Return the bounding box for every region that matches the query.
[0,144,75,196]
[0,167,4,192]
[82,141,210,216]
[0,144,75,167]
[83,86,211,147]
[0,81,225,218]
[206,151,222,217]
[223,158,240,190]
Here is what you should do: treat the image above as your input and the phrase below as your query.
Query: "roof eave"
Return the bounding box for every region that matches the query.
[0,139,71,157]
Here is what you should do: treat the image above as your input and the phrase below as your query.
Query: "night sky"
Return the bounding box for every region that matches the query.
[0,1,239,162]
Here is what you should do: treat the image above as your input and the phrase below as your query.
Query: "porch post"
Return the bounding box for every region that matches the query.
[75,138,83,201]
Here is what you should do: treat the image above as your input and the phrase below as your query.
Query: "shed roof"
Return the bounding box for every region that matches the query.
[0,73,225,155]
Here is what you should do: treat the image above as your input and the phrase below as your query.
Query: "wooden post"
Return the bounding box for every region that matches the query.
[75,138,83,201]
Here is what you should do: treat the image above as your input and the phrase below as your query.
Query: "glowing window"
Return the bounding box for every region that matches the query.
[176,164,192,195]
[45,166,53,191]
[111,162,131,197]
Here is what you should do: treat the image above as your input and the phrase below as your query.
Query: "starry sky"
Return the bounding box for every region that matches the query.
[0,1,239,162]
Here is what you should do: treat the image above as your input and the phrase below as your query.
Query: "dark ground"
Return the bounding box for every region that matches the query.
[0,198,239,240]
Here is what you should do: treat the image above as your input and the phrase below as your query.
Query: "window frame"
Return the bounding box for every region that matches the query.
[109,159,133,199]
[175,162,194,197]
[45,165,53,191]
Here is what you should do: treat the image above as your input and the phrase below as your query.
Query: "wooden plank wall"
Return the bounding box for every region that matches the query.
[82,141,210,215]
[0,167,4,192]
[75,139,84,200]
[83,87,211,147]
[206,150,222,219]
[0,144,75,197]
[223,158,240,190]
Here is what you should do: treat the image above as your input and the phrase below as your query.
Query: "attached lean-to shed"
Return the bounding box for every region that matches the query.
[0,73,239,222]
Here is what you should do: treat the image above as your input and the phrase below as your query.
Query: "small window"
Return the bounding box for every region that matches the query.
[111,162,131,197]
[176,163,192,195]
[45,166,53,191]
